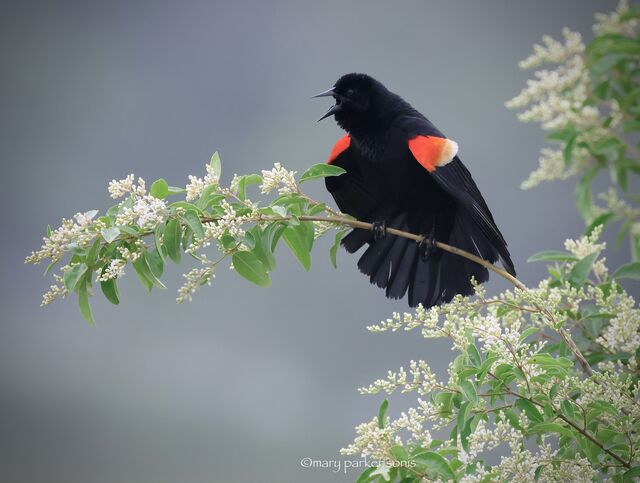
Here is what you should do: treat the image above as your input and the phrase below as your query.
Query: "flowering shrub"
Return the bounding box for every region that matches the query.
[25,1,640,481]
[506,0,640,260]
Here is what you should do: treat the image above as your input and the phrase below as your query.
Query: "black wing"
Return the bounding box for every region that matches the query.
[403,117,516,276]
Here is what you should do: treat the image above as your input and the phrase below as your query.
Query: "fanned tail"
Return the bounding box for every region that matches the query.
[342,207,513,308]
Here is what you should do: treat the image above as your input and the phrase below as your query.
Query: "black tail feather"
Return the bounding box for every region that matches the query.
[344,207,512,308]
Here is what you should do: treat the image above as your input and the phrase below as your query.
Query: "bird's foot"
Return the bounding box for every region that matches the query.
[372,220,387,242]
[418,233,438,261]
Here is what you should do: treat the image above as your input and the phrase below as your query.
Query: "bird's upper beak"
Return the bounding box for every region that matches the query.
[312,88,335,98]
[313,88,341,121]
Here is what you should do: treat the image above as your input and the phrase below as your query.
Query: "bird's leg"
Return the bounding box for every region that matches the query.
[372,220,387,242]
[418,232,438,261]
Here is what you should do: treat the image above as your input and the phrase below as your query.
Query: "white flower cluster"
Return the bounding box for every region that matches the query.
[517,28,585,70]
[564,224,606,259]
[520,147,581,190]
[117,245,142,262]
[600,188,640,221]
[108,174,146,199]
[25,211,103,265]
[176,261,215,303]
[97,259,126,282]
[187,200,257,256]
[508,0,639,192]
[260,162,297,195]
[597,288,640,354]
[458,419,523,466]
[339,417,399,459]
[593,0,639,36]
[506,32,593,132]
[132,195,167,227]
[312,220,333,239]
[340,398,438,458]
[359,360,438,396]
[41,273,68,306]
[185,163,220,201]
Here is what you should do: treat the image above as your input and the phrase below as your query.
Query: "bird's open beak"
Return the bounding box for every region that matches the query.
[313,88,341,121]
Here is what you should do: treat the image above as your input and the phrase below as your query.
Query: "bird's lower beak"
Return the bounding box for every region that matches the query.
[317,103,341,122]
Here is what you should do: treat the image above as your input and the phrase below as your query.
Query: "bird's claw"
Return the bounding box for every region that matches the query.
[372,220,387,242]
[418,233,438,261]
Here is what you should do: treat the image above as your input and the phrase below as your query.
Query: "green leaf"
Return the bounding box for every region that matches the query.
[167,186,186,195]
[77,274,95,327]
[546,127,576,143]
[118,226,139,236]
[586,212,615,236]
[519,327,539,343]
[150,178,169,199]
[196,184,221,210]
[527,250,577,263]
[299,163,346,183]
[64,263,88,292]
[44,258,59,275]
[457,401,471,448]
[390,445,408,462]
[180,210,205,239]
[378,399,389,429]
[514,399,543,424]
[169,201,201,212]
[563,133,576,168]
[575,167,599,221]
[100,278,120,305]
[412,452,455,480]
[612,261,640,281]
[154,222,166,260]
[209,151,222,180]
[164,219,182,263]
[249,226,276,272]
[623,119,640,134]
[145,249,164,278]
[85,239,101,266]
[232,251,271,287]
[623,466,640,479]
[560,400,575,421]
[283,223,313,271]
[356,467,378,483]
[329,231,343,269]
[569,252,599,287]
[502,408,523,431]
[101,227,120,243]
[236,174,262,200]
[467,343,481,367]
[528,422,573,438]
[132,253,166,291]
[459,380,477,403]
[587,33,640,59]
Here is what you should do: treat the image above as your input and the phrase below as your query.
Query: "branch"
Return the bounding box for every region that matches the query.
[297,215,527,291]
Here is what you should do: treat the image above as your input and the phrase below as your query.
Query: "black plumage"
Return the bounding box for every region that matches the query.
[316,73,515,307]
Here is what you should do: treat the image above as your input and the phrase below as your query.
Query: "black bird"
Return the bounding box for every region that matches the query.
[315,73,515,308]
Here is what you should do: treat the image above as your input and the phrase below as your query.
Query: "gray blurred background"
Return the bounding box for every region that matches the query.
[0,1,627,482]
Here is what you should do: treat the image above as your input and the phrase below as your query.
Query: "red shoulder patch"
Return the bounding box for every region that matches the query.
[328,135,351,164]
[408,135,458,173]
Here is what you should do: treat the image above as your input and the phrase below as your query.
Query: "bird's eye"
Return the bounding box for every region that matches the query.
[346,89,355,97]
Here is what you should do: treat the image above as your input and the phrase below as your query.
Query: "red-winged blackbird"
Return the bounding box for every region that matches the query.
[315,73,515,308]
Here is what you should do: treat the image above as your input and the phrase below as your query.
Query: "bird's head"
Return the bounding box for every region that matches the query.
[314,73,388,132]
